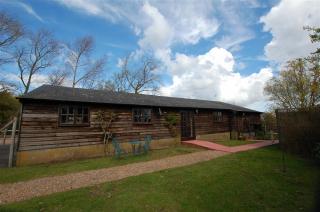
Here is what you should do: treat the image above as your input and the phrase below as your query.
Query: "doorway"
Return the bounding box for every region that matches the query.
[180,111,195,141]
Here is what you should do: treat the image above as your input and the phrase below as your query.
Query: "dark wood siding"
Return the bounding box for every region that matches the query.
[194,110,230,135]
[18,102,177,151]
[18,101,261,151]
[230,112,261,133]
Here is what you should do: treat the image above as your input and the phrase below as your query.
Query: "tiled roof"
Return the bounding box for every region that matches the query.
[18,85,260,113]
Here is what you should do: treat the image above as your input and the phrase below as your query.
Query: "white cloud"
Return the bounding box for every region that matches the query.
[0,0,44,22]
[54,0,273,111]
[55,0,219,48]
[17,1,44,22]
[160,47,273,111]
[138,2,173,50]
[260,0,320,63]
[2,72,49,90]
[153,0,219,45]
[214,1,255,51]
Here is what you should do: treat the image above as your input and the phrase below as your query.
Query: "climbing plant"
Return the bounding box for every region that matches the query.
[164,113,178,137]
[96,110,118,156]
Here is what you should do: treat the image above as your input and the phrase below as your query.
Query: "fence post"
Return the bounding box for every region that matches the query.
[275,109,286,173]
[8,117,17,168]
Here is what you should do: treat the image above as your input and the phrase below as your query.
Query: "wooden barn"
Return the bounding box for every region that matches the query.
[15,85,261,166]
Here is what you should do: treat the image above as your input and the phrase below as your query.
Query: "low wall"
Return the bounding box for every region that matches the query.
[15,137,179,166]
[196,132,230,141]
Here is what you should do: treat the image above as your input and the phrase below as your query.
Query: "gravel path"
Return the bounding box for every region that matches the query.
[0,150,229,204]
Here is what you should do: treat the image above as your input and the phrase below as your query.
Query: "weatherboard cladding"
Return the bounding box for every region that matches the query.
[18,85,259,113]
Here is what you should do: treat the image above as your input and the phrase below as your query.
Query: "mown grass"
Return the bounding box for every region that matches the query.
[1,145,319,211]
[214,139,258,146]
[0,146,201,184]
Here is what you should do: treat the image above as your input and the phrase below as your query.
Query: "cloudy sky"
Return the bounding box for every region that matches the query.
[1,0,319,111]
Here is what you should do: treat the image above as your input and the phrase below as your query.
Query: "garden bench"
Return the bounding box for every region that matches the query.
[143,135,152,154]
[112,138,125,158]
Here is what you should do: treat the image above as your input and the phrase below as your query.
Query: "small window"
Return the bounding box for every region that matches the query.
[59,105,89,126]
[213,111,223,122]
[133,108,152,124]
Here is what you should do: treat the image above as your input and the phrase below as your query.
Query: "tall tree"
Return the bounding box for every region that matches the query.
[103,55,160,94]
[66,36,106,88]
[304,26,320,54]
[0,12,23,65]
[265,26,320,110]
[14,30,60,94]
[265,58,320,110]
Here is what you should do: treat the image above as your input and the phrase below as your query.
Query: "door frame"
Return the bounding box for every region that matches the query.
[180,110,195,141]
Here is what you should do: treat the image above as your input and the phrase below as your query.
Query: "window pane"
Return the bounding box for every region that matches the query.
[213,112,222,122]
[83,107,88,115]
[133,108,151,123]
[77,107,83,115]
[61,107,67,114]
[66,115,74,124]
[60,106,89,125]
[69,107,74,114]
[75,115,82,124]
[61,115,67,123]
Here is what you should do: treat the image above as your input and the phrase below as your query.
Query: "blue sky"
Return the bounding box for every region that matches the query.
[1,0,319,111]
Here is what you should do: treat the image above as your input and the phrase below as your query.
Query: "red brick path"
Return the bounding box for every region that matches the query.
[182,140,279,153]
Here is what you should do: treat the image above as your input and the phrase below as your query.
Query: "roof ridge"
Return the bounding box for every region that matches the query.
[37,85,227,104]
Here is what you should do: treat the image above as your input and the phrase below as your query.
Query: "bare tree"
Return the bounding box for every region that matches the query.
[66,36,106,88]
[108,69,130,92]
[0,12,23,65]
[103,55,160,94]
[0,12,23,47]
[47,69,69,86]
[96,80,117,92]
[14,30,60,94]
[123,56,160,94]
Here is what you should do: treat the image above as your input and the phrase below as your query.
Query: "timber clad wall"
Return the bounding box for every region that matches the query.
[194,110,230,135]
[18,101,261,152]
[18,102,177,151]
[231,113,261,133]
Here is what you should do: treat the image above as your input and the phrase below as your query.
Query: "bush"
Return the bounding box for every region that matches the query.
[0,91,20,127]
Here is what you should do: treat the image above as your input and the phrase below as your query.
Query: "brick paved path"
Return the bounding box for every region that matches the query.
[182,140,278,153]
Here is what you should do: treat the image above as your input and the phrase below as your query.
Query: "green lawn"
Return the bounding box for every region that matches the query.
[214,139,258,146]
[0,146,201,184]
[1,145,319,211]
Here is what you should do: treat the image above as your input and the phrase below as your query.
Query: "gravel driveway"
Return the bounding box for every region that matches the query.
[0,150,228,204]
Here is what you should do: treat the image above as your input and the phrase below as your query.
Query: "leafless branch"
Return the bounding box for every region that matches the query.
[47,69,69,86]
[0,12,23,65]
[65,36,105,88]
[13,29,60,94]
[105,55,160,94]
